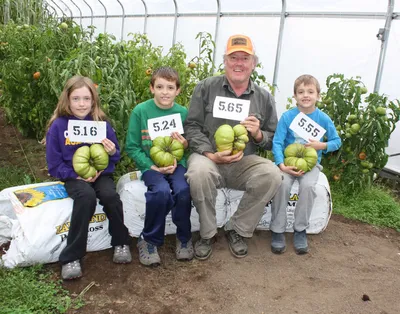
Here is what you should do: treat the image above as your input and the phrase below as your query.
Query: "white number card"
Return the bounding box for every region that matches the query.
[148,113,184,140]
[213,96,250,121]
[68,120,107,143]
[289,112,326,142]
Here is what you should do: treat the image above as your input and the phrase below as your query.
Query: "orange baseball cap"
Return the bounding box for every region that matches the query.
[225,34,255,55]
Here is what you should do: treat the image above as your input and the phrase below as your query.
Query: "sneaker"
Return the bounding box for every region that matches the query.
[194,238,213,260]
[61,260,82,280]
[271,231,286,254]
[294,229,309,255]
[113,245,132,264]
[226,230,248,258]
[176,238,194,261]
[137,238,161,267]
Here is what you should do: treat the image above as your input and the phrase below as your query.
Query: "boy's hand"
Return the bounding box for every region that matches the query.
[204,150,243,164]
[305,139,326,151]
[151,159,177,174]
[171,132,188,149]
[101,138,116,156]
[279,164,304,177]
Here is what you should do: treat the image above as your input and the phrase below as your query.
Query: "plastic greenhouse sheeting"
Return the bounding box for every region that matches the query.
[6,0,400,171]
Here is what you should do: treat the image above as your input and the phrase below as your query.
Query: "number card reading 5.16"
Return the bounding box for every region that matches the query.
[148,113,184,140]
[213,96,250,121]
[68,120,107,143]
[289,112,326,142]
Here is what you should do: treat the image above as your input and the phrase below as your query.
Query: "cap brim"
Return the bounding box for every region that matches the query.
[226,48,254,55]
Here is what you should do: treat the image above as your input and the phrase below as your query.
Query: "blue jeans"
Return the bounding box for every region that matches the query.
[141,165,192,246]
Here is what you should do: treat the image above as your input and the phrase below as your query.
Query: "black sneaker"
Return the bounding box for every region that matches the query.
[194,238,213,260]
[226,230,248,258]
[294,229,309,255]
[271,231,286,254]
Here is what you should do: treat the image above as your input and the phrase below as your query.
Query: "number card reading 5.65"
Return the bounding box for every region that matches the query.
[213,96,250,121]
[68,120,107,143]
[289,112,326,142]
[148,113,184,140]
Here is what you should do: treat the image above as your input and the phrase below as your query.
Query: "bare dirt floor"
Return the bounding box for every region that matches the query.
[1,109,400,314]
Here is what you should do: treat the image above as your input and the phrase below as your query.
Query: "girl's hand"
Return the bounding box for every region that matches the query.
[151,159,177,174]
[171,132,188,149]
[305,139,327,151]
[77,170,104,182]
[279,164,304,177]
[101,138,116,156]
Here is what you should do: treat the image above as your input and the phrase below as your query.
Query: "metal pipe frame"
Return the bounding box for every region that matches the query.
[97,0,108,33]
[272,0,287,93]
[58,0,73,19]
[49,0,67,18]
[68,0,83,26]
[141,0,148,34]
[115,0,125,40]
[81,0,93,27]
[374,0,395,93]
[172,0,178,46]
[211,0,221,74]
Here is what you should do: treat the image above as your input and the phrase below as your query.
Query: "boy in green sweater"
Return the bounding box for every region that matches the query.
[125,67,193,266]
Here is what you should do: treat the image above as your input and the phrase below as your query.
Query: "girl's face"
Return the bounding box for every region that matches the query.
[69,86,93,119]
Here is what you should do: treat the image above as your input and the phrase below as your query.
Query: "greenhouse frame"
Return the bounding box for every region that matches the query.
[1,0,400,174]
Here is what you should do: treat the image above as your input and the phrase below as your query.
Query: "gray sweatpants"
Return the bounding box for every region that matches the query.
[270,164,322,233]
[185,153,282,239]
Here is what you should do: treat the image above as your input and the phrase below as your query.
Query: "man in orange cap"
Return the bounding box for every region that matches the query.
[184,34,282,260]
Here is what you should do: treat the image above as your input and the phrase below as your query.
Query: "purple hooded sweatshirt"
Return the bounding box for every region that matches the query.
[46,115,120,180]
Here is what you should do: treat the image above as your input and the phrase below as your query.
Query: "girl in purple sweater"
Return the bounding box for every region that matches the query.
[46,76,132,280]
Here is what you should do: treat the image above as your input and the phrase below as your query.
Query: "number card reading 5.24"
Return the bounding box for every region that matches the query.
[213,96,250,121]
[148,113,184,140]
[68,120,107,143]
[289,112,326,142]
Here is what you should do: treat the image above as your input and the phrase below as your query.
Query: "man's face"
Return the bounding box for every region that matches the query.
[224,51,256,86]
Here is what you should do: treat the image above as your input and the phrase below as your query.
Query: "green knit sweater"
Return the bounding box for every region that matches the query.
[125,99,188,174]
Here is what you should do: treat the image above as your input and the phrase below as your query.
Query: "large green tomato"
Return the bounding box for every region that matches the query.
[150,136,184,167]
[214,124,234,152]
[72,144,109,179]
[284,143,318,172]
[232,124,249,154]
[214,124,249,154]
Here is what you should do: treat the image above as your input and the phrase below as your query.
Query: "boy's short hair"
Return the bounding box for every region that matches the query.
[294,74,321,94]
[150,67,180,89]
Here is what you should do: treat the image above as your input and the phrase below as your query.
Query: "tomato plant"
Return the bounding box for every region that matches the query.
[319,74,400,190]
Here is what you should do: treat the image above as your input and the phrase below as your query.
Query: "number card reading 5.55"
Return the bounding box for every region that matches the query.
[68,120,107,143]
[148,113,184,140]
[289,112,326,142]
[213,96,250,121]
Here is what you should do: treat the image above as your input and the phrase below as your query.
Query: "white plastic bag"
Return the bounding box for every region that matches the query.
[0,182,112,268]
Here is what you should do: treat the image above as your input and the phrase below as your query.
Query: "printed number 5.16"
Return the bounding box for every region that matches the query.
[73,126,97,136]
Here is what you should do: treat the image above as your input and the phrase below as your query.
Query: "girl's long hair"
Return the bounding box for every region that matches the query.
[46,76,106,132]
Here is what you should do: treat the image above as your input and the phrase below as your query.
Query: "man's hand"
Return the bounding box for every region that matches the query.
[151,158,177,174]
[305,139,327,151]
[204,150,243,164]
[240,115,262,142]
[279,163,304,177]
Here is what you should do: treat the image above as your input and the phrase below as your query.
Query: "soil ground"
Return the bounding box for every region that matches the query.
[1,109,400,314]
